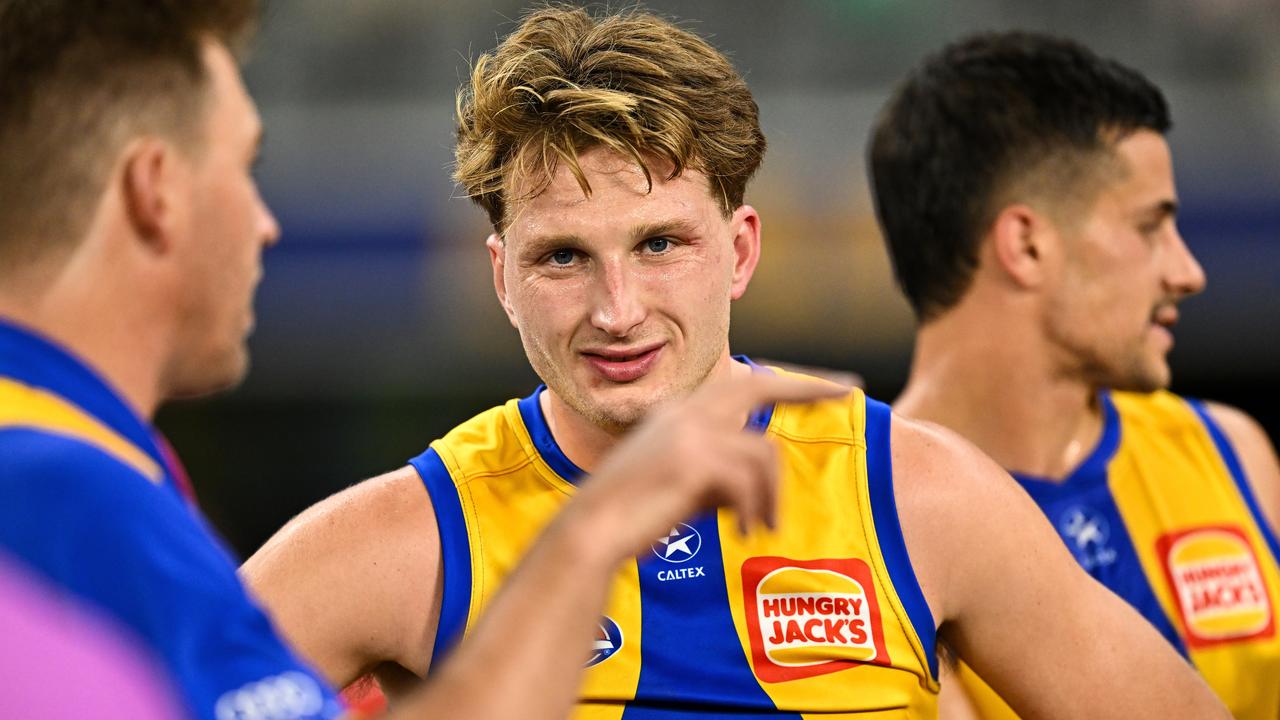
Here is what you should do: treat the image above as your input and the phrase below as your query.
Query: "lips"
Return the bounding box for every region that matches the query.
[1151,303,1179,328]
[1150,304,1179,348]
[581,343,664,383]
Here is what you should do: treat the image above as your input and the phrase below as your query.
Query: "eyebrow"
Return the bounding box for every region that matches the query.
[630,219,698,240]
[520,219,701,255]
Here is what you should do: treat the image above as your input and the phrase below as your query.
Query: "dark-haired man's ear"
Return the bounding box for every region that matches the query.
[121,138,181,255]
[989,204,1047,289]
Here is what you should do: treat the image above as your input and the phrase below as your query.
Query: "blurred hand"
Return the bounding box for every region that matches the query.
[561,372,849,564]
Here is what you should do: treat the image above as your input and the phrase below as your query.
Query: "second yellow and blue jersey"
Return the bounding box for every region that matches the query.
[409,363,940,718]
[958,390,1280,719]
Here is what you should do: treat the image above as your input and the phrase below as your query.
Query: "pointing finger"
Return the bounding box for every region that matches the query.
[709,371,849,412]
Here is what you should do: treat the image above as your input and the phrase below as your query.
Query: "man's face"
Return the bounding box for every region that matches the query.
[1044,129,1206,392]
[491,147,759,432]
[166,41,279,398]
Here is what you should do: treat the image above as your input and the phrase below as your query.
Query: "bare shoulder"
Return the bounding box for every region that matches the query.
[245,464,436,575]
[888,414,1014,622]
[888,412,1026,520]
[1203,401,1280,532]
[889,413,1000,486]
[1203,401,1277,460]
[886,413,1062,626]
[242,464,442,681]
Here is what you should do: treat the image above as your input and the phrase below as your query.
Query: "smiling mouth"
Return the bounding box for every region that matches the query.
[587,348,653,361]
[581,344,665,383]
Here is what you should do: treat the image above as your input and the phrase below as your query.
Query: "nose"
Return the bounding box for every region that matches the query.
[257,188,281,248]
[591,259,646,337]
[1164,227,1206,299]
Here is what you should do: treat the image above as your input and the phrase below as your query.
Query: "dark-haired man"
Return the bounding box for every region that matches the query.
[0,2,838,718]
[246,7,1229,719]
[869,32,1280,718]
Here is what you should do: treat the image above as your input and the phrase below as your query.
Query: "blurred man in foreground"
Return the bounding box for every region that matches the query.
[0,2,838,718]
[869,31,1280,718]
[246,7,1228,718]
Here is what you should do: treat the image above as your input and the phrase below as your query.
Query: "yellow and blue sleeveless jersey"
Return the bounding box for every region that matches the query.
[958,390,1280,719]
[410,362,941,718]
[0,319,342,720]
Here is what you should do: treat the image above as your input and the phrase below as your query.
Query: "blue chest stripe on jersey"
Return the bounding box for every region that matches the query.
[0,319,168,478]
[409,447,472,663]
[1188,399,1280,566]
[864,397,939,682]
[626,510,800,717]
[624,401,798,718]
[1014,397,1190,658]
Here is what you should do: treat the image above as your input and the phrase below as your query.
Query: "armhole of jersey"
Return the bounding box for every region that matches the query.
[1188,399,1280,565]
[408,447,473,664]
[864,397,939,682]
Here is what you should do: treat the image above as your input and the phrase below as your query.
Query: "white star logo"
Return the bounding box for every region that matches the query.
[651,523,701,563]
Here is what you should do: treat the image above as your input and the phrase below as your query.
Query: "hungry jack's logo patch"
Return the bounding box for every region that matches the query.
[742,557,890,683]
[1157,525,1274,648]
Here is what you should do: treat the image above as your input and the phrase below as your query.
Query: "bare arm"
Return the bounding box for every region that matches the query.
[1205,401,1280,535]
[241,467,442,686]
[894,417,1228,720]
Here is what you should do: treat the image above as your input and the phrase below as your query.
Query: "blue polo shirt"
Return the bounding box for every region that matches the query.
[0,319,342,720]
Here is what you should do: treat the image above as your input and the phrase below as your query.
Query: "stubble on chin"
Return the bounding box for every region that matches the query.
[1115,356,1170,394]
[1083,343,1170,395]
[546,370,679,437]
[580,400,646,435]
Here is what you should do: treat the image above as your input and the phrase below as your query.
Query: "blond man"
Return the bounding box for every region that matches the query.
[247,7,1227,718]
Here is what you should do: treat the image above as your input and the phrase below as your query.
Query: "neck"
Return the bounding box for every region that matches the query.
[895,311,1102,481]
[541,349,747,470]
[0,238,170,421]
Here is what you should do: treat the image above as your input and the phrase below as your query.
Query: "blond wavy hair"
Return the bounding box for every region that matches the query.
[454,5,766,231]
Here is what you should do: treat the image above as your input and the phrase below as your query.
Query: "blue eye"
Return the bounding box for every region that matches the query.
[550,249,575,265]
[645,237,670,253]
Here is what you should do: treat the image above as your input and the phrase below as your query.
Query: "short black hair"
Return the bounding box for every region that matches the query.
[868,31,1170,321]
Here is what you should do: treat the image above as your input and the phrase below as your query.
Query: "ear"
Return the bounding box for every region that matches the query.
[728,204,762,300]
[487,233,519,328]
[120,138,185,256]
[989,203,1050,289]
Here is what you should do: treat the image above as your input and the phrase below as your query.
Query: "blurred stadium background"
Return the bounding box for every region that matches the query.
[155,0,1280,559]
